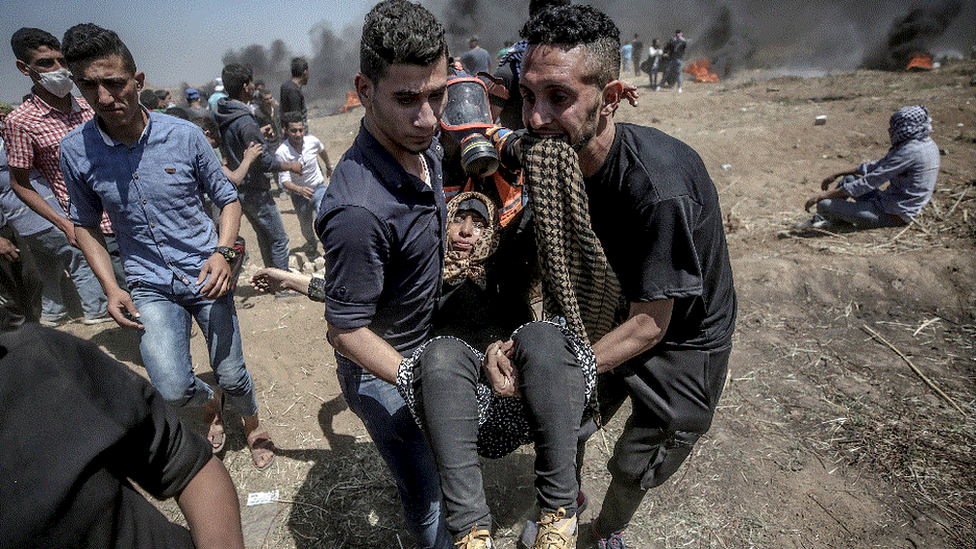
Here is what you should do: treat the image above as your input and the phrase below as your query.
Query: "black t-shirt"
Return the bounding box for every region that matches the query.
[584,123,736,350]
[0,324,211,549]
[280,80,307,122]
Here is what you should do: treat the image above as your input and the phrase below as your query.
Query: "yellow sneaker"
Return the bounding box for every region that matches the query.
[456,526,493,549]
[531,507,576,549]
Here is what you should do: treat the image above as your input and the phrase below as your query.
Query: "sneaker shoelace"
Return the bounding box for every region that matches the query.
[456,527,492,549]
[532,508,575,549]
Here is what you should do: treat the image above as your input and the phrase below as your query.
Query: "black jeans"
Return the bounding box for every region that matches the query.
[591,344,732,535]
[415,322,586,538]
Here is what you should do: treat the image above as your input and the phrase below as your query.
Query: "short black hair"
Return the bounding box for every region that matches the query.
[140,89,160,109]
[281,111,304,126]
[528,0,570,17]
[290,57,308,78]
[11,28,60,63]
[191,116,221,147]
[165,106,189,120]
[221,63,253,100]
[62,24,137,74]
[360,0,448,82]
[521,4,620,88]
[154,89,169,101]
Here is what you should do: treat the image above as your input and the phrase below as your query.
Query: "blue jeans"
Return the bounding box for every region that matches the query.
[238,187,290,270]
[290,183,327,254]
[336,354,451,549]
[24,227,107,321]
[818,177,906,229]
[130,280,258,416]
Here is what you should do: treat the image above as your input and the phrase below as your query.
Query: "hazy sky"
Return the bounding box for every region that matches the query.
[0,0,376,103]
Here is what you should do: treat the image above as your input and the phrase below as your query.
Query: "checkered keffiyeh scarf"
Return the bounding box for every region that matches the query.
[443,191,499,289]
[522,137,628,344]
[888,105,932,147]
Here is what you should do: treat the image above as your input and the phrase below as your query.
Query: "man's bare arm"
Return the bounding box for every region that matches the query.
[75,225,142,328]
[176,456,245,549]
[318,149,333,178]
[9,167,76,245]
[591,299,674,374]
[327,325,403,383]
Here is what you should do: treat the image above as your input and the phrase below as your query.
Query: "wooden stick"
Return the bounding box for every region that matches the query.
[945,187,969,218]
[861,325,968,417]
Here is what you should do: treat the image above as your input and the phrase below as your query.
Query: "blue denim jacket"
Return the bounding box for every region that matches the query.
[62,111,238,290]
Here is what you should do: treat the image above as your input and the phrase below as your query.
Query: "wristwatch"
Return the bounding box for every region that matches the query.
[214,246,238,263]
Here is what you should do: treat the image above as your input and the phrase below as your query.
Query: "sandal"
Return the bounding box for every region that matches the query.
[206,391,226,453]
[247,429,276,471]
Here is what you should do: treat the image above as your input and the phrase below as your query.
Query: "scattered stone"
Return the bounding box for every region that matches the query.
[814,115,827,125]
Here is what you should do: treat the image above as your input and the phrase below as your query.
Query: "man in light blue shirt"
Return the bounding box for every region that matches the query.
[60,23,275,470]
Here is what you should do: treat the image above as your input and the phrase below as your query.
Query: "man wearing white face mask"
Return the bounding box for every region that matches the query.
[2,28,112,253]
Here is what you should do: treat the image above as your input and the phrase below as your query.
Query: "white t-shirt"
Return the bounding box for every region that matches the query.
[275,136,326,189]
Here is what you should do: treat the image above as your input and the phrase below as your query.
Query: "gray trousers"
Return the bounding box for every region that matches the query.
[590,344,732,536]
[415,323,586,538]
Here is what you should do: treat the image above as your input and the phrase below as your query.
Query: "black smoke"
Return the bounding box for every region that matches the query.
[220,25,358,110]
[431,0,975,77]
[862,0,964,70]
[221,40,291,96]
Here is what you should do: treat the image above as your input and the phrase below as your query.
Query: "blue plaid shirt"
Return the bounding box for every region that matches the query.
[62,111,238,290]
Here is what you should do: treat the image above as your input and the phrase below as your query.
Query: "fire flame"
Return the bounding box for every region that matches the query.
[685,59,720,83]
[905,53,934,71]
[334,90,362,115]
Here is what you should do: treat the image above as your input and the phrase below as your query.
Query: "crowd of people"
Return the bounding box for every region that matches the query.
[0,1,940,549]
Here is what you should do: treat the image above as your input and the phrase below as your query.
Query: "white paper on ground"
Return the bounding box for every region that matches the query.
[246,489,280,506]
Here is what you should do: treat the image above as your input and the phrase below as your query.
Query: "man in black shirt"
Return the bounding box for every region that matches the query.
[280,56,308,124]
[316,1,451,547]
[518,6,735,548]
[662,29,688,91]
[0,324,245,549]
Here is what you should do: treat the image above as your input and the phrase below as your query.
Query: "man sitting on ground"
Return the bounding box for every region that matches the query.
[798,105,939,231]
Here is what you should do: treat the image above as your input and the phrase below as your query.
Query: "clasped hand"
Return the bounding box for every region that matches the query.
[483,340,518,397]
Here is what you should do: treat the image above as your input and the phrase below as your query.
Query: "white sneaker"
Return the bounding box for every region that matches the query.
[793,215,831,230]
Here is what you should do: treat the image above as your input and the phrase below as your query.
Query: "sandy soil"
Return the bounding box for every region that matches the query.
[62,60,976,549]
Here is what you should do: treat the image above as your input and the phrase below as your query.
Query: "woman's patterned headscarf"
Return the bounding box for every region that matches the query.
[888,105,932,147]
[443,191,500,289]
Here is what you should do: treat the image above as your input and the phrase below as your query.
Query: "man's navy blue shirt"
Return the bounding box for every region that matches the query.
[317,122,445,356]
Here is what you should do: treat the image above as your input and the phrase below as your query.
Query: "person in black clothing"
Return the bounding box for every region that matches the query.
[489,0,571,130]
[519,7,735,548]
[0,220,42,329]
[0,324,246,548]
[214,63,301,272]
[631,34,643,77]
[661,29,688,91]
[280,56,308,124]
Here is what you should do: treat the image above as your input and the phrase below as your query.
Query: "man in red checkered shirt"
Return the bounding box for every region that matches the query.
[1,28,114,248]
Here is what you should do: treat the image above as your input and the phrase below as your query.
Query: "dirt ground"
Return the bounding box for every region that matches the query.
[62,59,975,549]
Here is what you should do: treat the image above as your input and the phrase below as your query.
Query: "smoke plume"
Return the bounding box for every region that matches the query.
[214,0,974,107]
[861,0,965,70]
